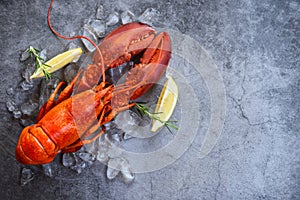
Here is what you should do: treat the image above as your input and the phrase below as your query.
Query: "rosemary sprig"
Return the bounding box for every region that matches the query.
[135,103,179,133]
[27,46,53,80]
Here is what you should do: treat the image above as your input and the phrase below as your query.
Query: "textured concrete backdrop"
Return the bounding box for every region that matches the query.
[0,0,299,199]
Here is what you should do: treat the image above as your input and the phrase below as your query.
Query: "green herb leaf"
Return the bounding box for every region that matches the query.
[135,103,179,134]
[27,46,53,80]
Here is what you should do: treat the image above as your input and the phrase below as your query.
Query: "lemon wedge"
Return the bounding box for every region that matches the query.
[30,48,83,79]
[151,75,179,132]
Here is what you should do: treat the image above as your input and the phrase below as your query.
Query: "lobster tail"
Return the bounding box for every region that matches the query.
[16,125,58,165]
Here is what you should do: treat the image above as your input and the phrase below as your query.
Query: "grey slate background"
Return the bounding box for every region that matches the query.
[0,0,299,199]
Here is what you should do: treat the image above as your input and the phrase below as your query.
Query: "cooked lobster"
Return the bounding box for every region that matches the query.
[15,22,172,165]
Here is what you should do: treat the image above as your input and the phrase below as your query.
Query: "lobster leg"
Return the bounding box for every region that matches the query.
[36,70,83,121]
[55,69,84,104]
[61,126,105,152]
[103,102,136,123]
[37,82,66,121]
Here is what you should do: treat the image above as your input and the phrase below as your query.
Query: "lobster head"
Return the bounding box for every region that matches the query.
[16,125,58,165]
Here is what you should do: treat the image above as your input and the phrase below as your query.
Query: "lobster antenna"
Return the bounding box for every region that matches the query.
[47,0,106,83]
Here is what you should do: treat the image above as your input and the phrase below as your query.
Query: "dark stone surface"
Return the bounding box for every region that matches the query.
[0,0,299,199]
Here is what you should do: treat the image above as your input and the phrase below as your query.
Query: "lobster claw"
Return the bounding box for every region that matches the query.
[76,22,156,92]
[127,31,172,100]
[110,31,171,114]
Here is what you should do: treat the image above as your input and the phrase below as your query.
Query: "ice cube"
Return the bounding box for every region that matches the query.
[39,49,47,61]
[89,19,106,38]
[110,133,122,143]
[70,161,87,174]
[123,132,134,140]
[120,10,135,24]
[96,4,104,19]
[106,157,123,179]
[6,100,17,112]
[20,117,35,127]
[114,110,143,132]
[84,137,99,155]
[22,65,35,83]
[63,63,79,83]
[62,153,76,167]
[97,149,109,163]
[13,110,22,119]
[20,49,30,62]
[66,42,78,51]
[106,12,119,26]
[103,122,117,132]
[138,8,160,25]
[81,25,98,52]
[78,152,95,162]
[42,163,54,177]
[20,168,34,186]
[6,87,14,96]
[96,135,110,163]
[120,160,134,183]
[20,80,33,91]
[39,78,60,106]
[21,102,39,116]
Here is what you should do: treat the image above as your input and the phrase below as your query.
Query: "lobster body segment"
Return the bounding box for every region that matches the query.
[16,85,112,164]
[16,22,172,165]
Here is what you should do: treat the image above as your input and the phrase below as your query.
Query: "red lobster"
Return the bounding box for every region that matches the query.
[15,22,172,165]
